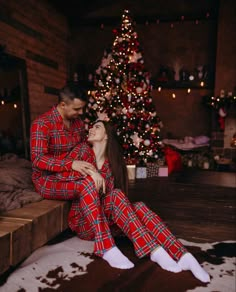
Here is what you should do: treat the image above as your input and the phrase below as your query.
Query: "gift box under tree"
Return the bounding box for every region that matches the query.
[146,162,159,177]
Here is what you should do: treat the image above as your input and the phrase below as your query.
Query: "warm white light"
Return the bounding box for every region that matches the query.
[14,104,17,108]
[172,93,176,99]
[200,81,204,87]
[187,88,191,93]
[1,100,4,105]
[158,87,161,92]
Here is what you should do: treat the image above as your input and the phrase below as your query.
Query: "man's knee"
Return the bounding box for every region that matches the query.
[133,201,147,210]
[77,176,99,198]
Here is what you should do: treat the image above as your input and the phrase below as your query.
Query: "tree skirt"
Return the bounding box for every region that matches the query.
[0,237,235,292]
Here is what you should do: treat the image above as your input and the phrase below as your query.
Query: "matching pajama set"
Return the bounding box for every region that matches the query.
[30,106,187,260]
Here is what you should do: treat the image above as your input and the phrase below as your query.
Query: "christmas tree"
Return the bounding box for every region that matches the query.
[85,9,163,163]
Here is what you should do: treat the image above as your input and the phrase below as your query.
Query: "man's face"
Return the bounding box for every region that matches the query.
[61,98,86,120]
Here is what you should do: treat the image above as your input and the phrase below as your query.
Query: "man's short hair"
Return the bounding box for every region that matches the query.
[58,82,88,103]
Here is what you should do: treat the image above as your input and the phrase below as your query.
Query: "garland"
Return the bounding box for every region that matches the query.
[202,90,236,130]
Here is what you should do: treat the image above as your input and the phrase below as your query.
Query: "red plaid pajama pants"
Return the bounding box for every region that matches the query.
[35,176,187,259]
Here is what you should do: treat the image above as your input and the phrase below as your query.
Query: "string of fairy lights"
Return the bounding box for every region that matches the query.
[89,11,217,29]
[0,89,19,109]
[1,100,18,108]
[156,81,207,99]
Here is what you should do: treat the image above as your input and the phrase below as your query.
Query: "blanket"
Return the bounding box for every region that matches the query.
[0,153,42,214]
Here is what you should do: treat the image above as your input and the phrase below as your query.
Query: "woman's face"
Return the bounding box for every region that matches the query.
[88,122,107,143]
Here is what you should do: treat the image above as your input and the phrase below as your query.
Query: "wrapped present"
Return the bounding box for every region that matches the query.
[126,165,136,180]
[158,166,168,177]
[147,162,159,177]
[136,166,147,179]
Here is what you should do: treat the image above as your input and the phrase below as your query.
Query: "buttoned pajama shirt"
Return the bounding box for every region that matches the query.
[31,106,187,259]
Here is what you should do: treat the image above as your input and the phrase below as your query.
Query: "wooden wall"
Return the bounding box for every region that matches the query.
[0,0,70,121]
[214,0,236,95]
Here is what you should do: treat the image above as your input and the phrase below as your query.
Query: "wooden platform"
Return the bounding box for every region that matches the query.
[0,200,71,275]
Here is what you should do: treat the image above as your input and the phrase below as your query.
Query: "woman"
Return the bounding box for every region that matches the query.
[58,120,210,283]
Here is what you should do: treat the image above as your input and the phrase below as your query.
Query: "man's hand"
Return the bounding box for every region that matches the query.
[89,171,106,193]
[72,160,96,176]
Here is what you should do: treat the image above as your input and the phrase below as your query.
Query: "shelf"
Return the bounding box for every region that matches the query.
[153,80,214,90]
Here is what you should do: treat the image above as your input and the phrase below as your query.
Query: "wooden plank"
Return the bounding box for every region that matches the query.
[1,200,66,251]
[0,9,43,40]
[26,50,58,69]
[0,230,11,274]
[0,218,32,266]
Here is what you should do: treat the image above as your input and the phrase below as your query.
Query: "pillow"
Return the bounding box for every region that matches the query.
[193,135,210,145]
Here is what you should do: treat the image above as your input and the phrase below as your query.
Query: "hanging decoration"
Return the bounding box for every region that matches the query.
[202,89,236,130]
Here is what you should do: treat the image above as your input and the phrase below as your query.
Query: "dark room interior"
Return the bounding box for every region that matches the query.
[0,0,235,291]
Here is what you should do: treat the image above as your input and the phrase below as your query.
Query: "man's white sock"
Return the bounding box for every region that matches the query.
[103,246,134,269]
[150,246,182,273]
[178,253,210,283]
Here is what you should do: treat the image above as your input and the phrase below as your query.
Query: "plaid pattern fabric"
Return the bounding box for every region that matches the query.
[102,189,158,258]
[68,176,115,256]
[133,202,187,260]
[30,105,86,184]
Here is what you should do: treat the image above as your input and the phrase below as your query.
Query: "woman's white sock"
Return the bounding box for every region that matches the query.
[150,246,182,273]
[103,246,134,269]
[178,253,210,283]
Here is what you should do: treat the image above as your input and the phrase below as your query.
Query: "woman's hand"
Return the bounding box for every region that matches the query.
[89,170,106,193]
[72,160,96,176]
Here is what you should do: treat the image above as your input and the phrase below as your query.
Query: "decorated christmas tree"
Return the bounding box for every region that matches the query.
[85,9,163,164]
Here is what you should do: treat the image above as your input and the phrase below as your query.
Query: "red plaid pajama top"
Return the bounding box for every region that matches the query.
[30,105,86,194]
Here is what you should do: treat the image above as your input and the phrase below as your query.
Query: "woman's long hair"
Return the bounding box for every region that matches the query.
[97,120,128,195]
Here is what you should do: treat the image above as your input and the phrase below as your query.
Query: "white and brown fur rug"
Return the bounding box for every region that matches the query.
[0,236,235,292]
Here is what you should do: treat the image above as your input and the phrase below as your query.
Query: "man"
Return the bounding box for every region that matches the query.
[30,82,104,199]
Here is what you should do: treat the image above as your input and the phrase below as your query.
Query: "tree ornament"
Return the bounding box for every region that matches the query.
[128,108,134,113]
[218,107,227,117]
[144,139,151,146]
[136,87,142,94]
[97,111,109,121]
[122,107,128,114]
[218,107,227,130]
[131,132,143,148]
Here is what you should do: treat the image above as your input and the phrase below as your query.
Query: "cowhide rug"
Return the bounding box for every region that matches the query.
[0,237,235,292]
